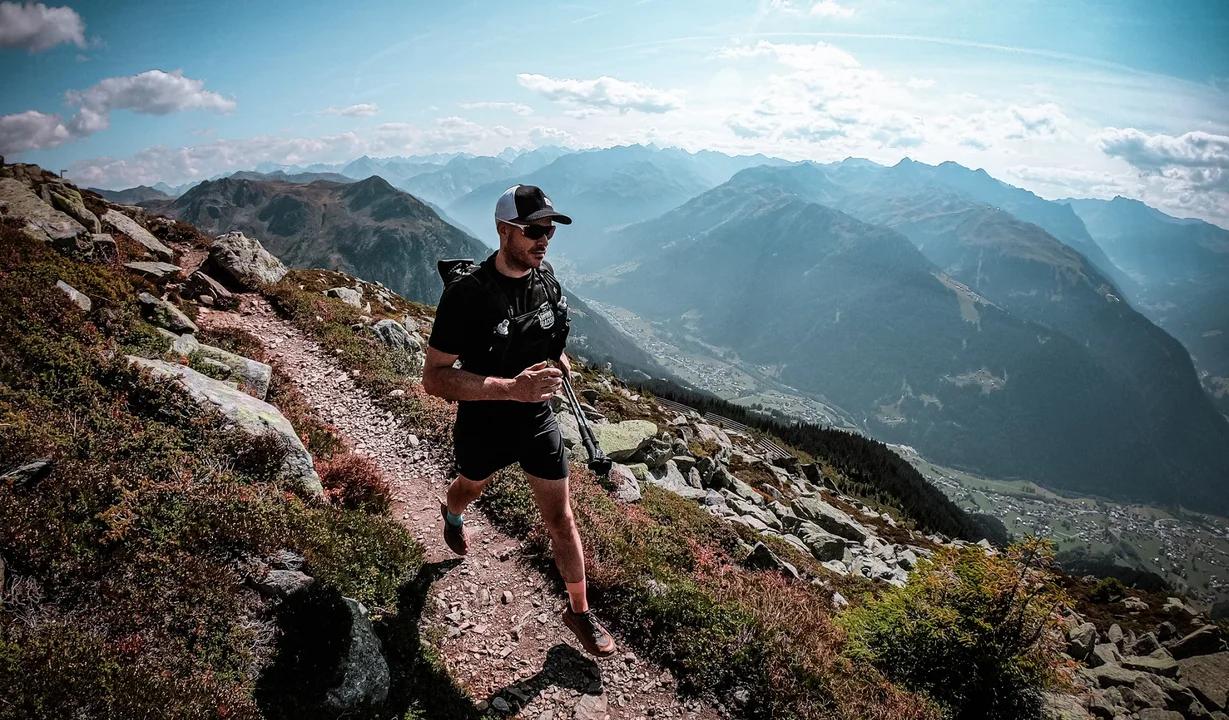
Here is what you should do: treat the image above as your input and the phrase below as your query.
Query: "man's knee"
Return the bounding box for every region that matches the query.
[542,503,575,534]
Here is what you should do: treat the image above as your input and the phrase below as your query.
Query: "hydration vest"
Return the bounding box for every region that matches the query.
[437,255,570,379]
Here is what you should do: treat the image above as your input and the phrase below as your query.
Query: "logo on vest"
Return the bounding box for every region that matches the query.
[537,302,555,330]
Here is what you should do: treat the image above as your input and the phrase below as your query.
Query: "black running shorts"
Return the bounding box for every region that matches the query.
[452,400,569,482]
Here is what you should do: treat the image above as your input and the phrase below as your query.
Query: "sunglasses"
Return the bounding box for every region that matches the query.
[501,220,556,240]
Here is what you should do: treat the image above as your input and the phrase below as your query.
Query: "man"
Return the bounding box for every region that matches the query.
[422,184,616,658]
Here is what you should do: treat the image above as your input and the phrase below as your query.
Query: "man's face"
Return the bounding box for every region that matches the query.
[501,219,553,272]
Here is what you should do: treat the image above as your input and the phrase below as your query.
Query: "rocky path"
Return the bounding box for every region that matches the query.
[199,295,719,720]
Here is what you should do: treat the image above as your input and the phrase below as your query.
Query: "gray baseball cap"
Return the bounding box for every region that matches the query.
[494,184,572,224]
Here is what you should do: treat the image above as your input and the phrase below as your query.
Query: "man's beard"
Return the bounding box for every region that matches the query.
[507,244,544,272]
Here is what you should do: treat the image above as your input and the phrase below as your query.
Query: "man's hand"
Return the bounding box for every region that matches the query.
[508,361,563,402]
[557,352,571,377]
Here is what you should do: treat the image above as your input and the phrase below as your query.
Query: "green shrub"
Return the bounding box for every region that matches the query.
[837,538,1072,720]
[1089,576,1126,604]
[318,452,392,514]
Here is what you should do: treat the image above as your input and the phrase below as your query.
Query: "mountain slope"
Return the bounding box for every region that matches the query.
[396,155,516,207]
[148,175,664,374]
[1066,196,1229,411]
[577,180,1229,512]
[89,184,173,204]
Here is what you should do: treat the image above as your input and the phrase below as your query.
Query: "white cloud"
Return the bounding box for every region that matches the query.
[370,116,494,154]
[944,103,1072,150]
[65,69,236,115]
[1094,127,1229,222]
[907,77,936,89]
[320,103,380,117]
[810,0,854,17]
[529,126,574,145]
[517,73,683,114]
[0,110,71,153]
[460,101,534,116]
[0,69,234,155]
[0,2,85,52]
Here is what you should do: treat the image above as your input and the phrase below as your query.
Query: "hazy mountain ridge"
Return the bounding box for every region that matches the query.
[576,177,1229,512]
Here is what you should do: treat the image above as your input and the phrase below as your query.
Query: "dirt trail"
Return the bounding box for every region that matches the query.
[198,295,719,720]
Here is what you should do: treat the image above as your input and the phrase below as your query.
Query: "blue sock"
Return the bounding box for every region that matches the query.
[446,510,464,527]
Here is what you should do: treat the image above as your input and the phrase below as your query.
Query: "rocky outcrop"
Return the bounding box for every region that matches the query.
[326,287,362,308]
[55,281,91,312]
[138,292,198,334]
[608,462,642,503]
[102,209,174,262]
[325,598,390,712]
[369,318,421,353]
[186,271,236,309]
[158,330,272,400]
[0,177,88,245]
[47,183,100,233]
[589,420,658,462]
[124,261,182,284]
[209,231,287,288]
[126,356,321,497]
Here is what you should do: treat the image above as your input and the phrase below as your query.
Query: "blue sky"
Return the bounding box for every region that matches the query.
[2,0,1227,225]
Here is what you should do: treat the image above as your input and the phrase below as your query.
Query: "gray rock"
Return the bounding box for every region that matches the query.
[730,478,764,506]
[156,330,272,400]
[324,598,390,713]
[607,463,641,504]
[706,463,735,490]
[798,523,847,562]
[632,437,673,469]
[625,463,649,481]
[55,280,91,312]
[123,261,182,283]
[792,497,869,542]
[1,459,53,488]
[852,555,898,583]
[1123,596,1150,611]
[1088,664,1144,688]
[48,185,100,233]
[1108,623,1125,648]
[138,292,198,334]
[896,548,920,570]
[126,357,321,497]
[326,287,363,308]
[1168,625,1225,660]
[1156,621,1178,642]
[743,542,800,580]
[186,271,235,309]
[646,460,707,501]
[768,501,799,531]
[1122,654,1179,678]
[370,318,421,352]
[702,489,726,507]
[89,233,117,262]
[731,514,770,533]
[1135,710,1184,720]
[253,569,315,599]
[209,231,287,288]
[693,423,732,450]
[1177,652,1229,710]
[822,559,848,575]
[272,550,306,570]
[0,177,87,243]
[556,410,581,449]
[1090,643,1123,668]
[589,420,657,462]
[1128,632,1161,657]
[672,455,696,475]
[101,209,173,262]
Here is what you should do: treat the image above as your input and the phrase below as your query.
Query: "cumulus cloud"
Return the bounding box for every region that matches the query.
[810,0,854,17]
[65,69,236,115]
[460,101,534,116]
[0,69,234,155]
[517,73,683,114]
[944,103,1071,149]
[370,116,493,154]
[0,2,85,52]
[907,77,935,89]
[529,126,574,145]
[1093,127,1229,223]
[319,103,380,117]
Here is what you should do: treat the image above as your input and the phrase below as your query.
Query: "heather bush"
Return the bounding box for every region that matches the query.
[837,538,1072,720]
[318,452,392,514]
[1089,576,1126,604]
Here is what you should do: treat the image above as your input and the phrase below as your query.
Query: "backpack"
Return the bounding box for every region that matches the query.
[436,255,570,375]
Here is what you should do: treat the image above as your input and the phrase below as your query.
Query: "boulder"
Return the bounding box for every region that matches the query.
[325,598,390,713]
[1068,622,1097,660]
[1135,711,1183,720]
[101,209,173,262]
[326,287,363,308]
[852,555,898,583]
[706,463,735,490]
[743,542,799,580]
[186,271,236,309]
[55,281,91,312]
[370,318,420,352]
[1089,643,1122,668]
[138,292,198,334]
[798,523,847,562]
[608,463,641,503]
[1127,632,1162,657]
[126,357,321,497]
[702,489,726,507]
[730,478,764,506]
[124,261,182,283]
[1,459,53,488]
[1123,596,1149,611]
[632,437,673,469]
[556,410,582,450]
[768,501,799,531]
[1168,625,1225,660]
[1088,664,1144,689]
[589,420,657,462]
[1177,652,1229,710]
[625,463,649,481]
[1108,623,1125,648]
[1122,654,1179,678]
[792,497,869,542]
[646,460,707,501]
[157,330,272,400]
[209,231,287,288]
[48,185,99,232]
[693,423,732,451]
[254,569,316,599]
[671,455,696,475]
[0,178,88,245]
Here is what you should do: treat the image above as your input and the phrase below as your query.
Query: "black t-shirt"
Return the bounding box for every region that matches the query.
[429,253,556,366]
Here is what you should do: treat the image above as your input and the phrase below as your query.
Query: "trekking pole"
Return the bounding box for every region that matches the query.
[558,370,612,476]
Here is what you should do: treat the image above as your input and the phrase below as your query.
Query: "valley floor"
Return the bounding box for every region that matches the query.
[198,295,717,719]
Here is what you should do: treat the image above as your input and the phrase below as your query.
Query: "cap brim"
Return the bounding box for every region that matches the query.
[521,209,572,224]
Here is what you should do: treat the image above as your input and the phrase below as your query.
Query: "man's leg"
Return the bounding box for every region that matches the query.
[525,473,587,609]
[440,474,490,555]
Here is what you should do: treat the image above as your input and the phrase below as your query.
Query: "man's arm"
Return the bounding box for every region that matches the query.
[422,347,561,402]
